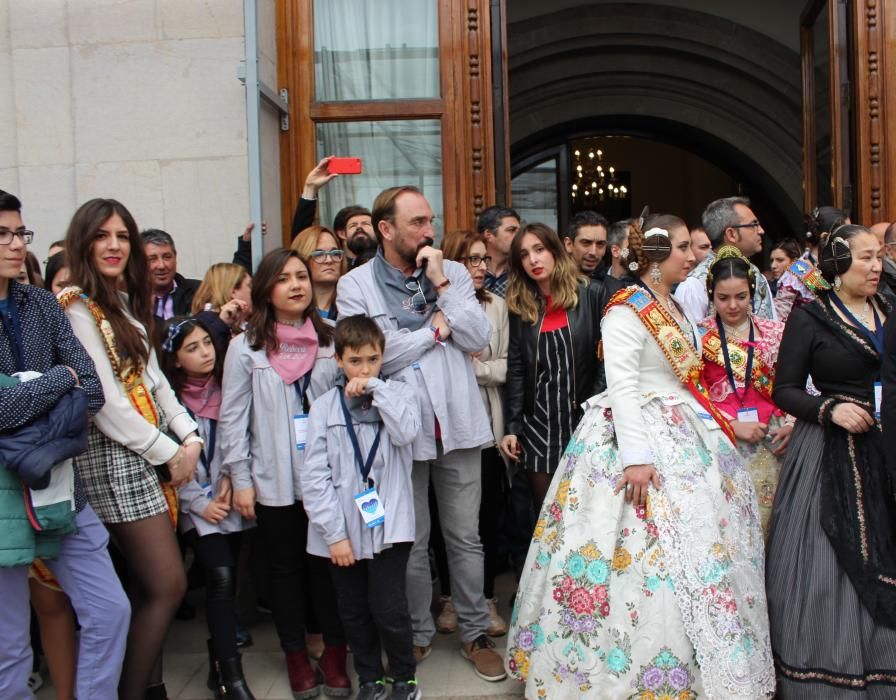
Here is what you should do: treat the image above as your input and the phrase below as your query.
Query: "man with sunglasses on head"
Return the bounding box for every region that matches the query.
[337,186,507,683]
[674,196,777,324]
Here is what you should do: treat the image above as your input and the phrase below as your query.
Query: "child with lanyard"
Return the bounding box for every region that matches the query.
[301,315,422,700]
[158,316,254,699]
[217,248,349,699]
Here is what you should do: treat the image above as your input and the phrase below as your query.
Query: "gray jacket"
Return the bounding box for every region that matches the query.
[336,258,493,459]
[218,333,338,506]
[301,378,419,559]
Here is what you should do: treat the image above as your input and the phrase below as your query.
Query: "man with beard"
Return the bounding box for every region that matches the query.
[336,186,506,683]
[563,210,610,278]
[333,205,377,268]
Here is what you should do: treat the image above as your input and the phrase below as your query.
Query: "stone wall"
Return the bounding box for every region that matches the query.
[0,0,280,279]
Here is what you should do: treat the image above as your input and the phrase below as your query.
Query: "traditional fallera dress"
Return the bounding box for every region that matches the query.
[697,314,787,536]
[506,285,775,699]
[767,294,896,698]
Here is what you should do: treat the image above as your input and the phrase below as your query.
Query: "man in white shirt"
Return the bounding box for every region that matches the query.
[674,196,777,324]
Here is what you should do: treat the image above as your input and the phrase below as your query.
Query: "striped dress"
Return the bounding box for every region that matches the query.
[521,304,577,474]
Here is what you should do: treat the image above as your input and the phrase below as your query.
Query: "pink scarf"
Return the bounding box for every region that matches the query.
[268,319,318,384]
[179,374,222,421]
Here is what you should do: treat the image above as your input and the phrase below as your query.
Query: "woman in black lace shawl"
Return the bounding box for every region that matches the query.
[767,224,896,698]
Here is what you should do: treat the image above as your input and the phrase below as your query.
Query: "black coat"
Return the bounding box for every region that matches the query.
[505,278,618,437]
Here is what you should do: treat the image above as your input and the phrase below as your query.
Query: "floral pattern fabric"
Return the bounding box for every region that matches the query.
[507,395,775,699]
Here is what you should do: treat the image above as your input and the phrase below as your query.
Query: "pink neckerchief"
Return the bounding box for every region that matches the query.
[268,318,318,384]
[179,373,222,421]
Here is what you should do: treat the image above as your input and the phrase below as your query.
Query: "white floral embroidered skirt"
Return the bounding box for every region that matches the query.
[506,395,775,699]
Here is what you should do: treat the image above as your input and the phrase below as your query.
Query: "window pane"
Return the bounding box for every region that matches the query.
[314,0,440,101]
[512,158,558,232]
[316,120,443,240]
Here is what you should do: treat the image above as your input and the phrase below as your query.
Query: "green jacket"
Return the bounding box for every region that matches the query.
[0,373,76,567]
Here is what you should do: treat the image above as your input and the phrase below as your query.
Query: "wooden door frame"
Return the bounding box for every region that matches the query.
[275,0,497,244]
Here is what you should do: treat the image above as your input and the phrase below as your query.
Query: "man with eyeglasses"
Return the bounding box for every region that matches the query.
[337,186,507,683]
[0,190,130,698]
[674,196,777,324]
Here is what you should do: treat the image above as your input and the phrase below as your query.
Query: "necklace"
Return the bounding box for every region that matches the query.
[722,319,751,339]
[841,297,872,328]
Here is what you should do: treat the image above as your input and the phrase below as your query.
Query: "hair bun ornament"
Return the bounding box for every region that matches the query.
[706,245,756,296]
[641,227,673,262]
[820,233,852,277]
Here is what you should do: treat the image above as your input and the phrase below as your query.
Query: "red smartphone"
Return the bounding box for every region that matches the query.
[328,157,362,175]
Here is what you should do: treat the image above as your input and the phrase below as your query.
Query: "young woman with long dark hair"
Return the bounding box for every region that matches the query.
[218,248,349,699]
[61,198,202,700]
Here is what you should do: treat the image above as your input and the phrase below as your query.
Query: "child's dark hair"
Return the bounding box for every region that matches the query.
[334,315,385,356]
[157,316,224,395]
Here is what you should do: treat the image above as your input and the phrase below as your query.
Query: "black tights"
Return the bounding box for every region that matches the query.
[183,530,243,662]
[106,512,187,700]
[528,471,553,515]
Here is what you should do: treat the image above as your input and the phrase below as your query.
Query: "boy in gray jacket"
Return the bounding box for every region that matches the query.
[301,315,421,700]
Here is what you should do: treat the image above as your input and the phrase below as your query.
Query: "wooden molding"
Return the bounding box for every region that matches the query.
[853,0,896,223]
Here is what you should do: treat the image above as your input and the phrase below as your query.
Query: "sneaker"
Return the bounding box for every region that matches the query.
[485,597,508,637]
[412,644,432,664]
[390,679,421,700]
[460,634,507,682]
[355,679,387,700]
[435,595,458,634]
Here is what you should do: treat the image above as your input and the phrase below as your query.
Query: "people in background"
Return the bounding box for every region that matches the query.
[292,225,347,323]
[605,218,632,280]
[141,228,201,322]
[563,210,610,278]
[478,205,521,297]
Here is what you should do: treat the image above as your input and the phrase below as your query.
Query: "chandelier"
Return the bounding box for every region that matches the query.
[570,147,627,204]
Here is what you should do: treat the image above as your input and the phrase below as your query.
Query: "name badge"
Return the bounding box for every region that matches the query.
[696,411,717,429]
[293,413,309,450]
[353,486,385,528]
[875,381,882,419]
[736,407,760,423]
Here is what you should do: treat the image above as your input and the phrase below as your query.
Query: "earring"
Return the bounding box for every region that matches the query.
[834,275,842,292]
[650,262,662,285]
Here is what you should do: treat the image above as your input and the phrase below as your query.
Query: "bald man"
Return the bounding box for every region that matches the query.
[870,221,891,246]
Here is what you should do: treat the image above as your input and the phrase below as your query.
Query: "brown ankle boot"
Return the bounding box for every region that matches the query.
[317,645,351,697]
[285,650,322,699]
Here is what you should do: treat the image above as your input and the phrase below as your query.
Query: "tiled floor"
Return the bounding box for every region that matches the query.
[36,573,526,700]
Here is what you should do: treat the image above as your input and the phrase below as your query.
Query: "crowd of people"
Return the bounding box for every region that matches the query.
[1,155,895,700]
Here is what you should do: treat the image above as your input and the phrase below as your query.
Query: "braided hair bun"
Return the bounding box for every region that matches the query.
[626,213,687,276]
[817,224,869,282]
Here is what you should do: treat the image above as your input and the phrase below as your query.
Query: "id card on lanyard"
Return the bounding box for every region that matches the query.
[294,374,311,450]
[339,391,384,528]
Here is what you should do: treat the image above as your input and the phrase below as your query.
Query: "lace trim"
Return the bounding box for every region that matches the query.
[817,398,835,426]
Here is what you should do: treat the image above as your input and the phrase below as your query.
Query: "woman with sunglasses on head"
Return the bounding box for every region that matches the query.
[292,225,347,324]
[60,198,202,700]
[697,246,790,537]
[766,225,896,697]
[441,228,509,636]
[500,223,615,514]
[506,215,774,698]
[218,248,349,698]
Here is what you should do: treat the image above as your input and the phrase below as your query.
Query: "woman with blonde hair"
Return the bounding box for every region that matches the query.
[500,222,616,512]
[191,262,252,333]
[291,225,347,323]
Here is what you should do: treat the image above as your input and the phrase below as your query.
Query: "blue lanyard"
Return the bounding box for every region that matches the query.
[1,294,25,372]
[339,391,381,487]
[294,374,311,413]
[184,407,217,470]
[829,294,884,354]
[716,315,754,407]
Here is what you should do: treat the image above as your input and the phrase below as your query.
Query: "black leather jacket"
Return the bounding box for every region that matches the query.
[505,278,620,437]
